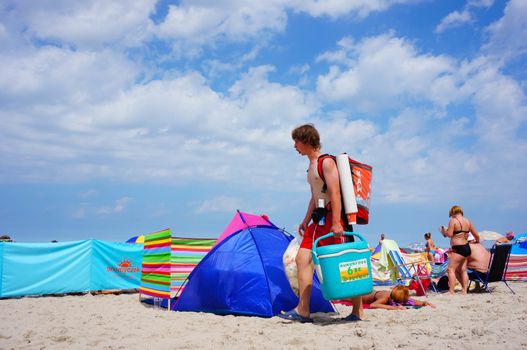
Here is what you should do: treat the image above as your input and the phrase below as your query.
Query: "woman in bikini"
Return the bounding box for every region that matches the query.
[362,285,436,310]
[424,232,437,262]
[440,205,481,294]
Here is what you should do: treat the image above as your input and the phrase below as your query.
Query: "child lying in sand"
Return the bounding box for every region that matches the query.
[362,285,436,310]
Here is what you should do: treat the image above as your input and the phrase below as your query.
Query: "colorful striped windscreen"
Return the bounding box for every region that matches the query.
[139,228,172,299]
[171,237,217,297]
[505,254,527,281]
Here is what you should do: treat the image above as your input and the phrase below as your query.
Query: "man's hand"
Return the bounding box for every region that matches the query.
[331,222,344,238]
[298,222,308,237]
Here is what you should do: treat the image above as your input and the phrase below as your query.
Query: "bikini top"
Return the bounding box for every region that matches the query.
[453,217,470,235]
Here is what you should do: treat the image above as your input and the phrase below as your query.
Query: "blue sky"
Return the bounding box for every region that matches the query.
[1,0,526,249]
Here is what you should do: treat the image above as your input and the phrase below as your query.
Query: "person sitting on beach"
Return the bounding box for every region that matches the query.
[466,234,491,291]
[496,231,514,245]
[466,233,490,274]
[424,232,437,262]
[440,205,481,294]
[362,285,436,310]
[443,233,490,292]
[379,233,385,245]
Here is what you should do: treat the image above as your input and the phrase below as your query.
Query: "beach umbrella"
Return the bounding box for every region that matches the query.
[478,230,503,241]
[126,235,145,244]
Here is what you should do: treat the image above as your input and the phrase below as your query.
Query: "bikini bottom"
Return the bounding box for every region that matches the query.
[451,243,471,258]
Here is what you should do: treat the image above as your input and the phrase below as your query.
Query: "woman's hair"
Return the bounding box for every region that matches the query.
[449,205,464,217]
[291,124,321,150]
[390,285,410,304]
[424,232,431,240]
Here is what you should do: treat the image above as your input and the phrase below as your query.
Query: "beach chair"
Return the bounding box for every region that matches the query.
[387,249,431,296]
[468,243,515,294]
[428,261,449,292]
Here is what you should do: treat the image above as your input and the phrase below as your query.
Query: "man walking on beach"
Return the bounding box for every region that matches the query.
[279,124,363,322]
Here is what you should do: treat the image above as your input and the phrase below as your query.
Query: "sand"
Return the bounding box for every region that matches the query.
[1,283,526,350]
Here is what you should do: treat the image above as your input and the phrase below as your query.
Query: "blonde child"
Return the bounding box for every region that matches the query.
[362,285,436,310]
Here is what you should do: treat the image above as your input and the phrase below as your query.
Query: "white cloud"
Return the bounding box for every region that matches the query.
[156,1,287,46]
[288,64,310,76]
[73,207,86,219]
[196,196,242,214]
[78,189,97,199]
[5,0,157,49]
[2,23,525,211]
[313,31,527,206]
[457,58,527,150]
[288,0,420,19]
[468,0,494,8]
[0,63,318,191]
[202,44,265,78]
[316,34,457,112]
[0,23,7,39]
[96,197,133,215]
[483,0,527,62]
[154,0,420,55]
[435,10,472,33]
[0,46,138,106]
[435,0,495,34]
[0,0,525,217]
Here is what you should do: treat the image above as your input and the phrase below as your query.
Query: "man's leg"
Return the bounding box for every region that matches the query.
[295,247,314,318]
[351,296,364,319]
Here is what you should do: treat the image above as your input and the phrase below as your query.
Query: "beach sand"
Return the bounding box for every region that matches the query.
[1,283,526,350]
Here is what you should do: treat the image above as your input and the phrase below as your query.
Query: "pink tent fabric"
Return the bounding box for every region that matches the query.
[214,211,276,246]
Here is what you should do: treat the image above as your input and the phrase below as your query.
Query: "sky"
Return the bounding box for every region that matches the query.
[0,0,526,249]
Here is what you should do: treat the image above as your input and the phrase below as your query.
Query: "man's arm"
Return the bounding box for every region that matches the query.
[322,158,344,237]
[469,221,480,243]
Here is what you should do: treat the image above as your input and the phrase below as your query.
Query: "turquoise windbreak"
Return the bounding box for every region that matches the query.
[0,240,143,298]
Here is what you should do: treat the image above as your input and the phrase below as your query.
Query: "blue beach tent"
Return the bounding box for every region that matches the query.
[511,233,527,254]
[172,223,335,317]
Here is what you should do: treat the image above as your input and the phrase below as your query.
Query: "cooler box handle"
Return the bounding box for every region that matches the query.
[312,232,368,265]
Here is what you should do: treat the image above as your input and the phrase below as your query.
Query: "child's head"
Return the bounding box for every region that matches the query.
[390,285,410,304]
[424,232,431,240]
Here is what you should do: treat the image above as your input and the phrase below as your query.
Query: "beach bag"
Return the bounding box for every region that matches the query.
[409,264,431,296]
[283,236,301,296]
[317,154,372,225]
[409,279,431,296]
[436,276,449,291]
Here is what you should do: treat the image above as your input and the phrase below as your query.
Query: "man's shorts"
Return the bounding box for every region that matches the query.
[299,212,347,250]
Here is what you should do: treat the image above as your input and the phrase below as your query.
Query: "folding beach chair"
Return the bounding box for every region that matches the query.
[468,243,515,294]
[428,261,449,292]
[387,249,431,296]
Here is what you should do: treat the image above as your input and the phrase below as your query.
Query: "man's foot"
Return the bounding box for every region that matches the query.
[277,309,313,323]
[341,313,362,322]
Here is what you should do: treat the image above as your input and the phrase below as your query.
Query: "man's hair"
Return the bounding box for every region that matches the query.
[291,124,321,149]
[390,285,410,304]
[449,205,464,217]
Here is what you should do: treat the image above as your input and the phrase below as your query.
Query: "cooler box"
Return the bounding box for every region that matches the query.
[312,232,373,300]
